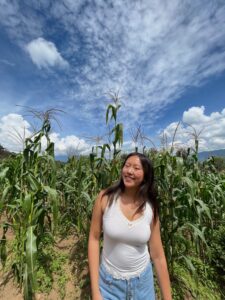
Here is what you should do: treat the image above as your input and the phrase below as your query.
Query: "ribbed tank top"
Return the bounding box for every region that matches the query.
[101,194,153,279]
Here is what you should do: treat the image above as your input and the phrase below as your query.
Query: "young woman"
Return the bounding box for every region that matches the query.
[88,152,172,300]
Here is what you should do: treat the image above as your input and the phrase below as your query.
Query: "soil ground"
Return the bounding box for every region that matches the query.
[0,225,87,300]
[0,224,194,300]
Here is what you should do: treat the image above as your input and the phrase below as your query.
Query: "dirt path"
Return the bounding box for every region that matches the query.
[0,232,87,300]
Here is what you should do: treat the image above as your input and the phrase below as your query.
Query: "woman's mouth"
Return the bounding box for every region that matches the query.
[124,175,135,181]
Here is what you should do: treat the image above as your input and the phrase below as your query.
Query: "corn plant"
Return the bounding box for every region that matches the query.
[149,147,225,279]
[0,102,224,299]
[105,91,123,159]
[0,117,59,300]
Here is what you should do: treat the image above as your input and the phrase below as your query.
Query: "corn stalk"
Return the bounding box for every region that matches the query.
[0,118,58,300]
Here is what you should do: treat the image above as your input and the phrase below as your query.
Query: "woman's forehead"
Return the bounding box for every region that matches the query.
[125,155,142,165]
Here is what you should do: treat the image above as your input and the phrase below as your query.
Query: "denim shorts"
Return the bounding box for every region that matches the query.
[99,262,155,300]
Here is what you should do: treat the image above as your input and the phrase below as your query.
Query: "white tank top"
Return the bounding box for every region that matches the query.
[101,194,153,279]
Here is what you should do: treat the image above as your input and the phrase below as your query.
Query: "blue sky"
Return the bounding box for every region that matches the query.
[0,0,225,156]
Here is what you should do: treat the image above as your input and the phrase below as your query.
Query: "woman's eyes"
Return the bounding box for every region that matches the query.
[124,165,141,170]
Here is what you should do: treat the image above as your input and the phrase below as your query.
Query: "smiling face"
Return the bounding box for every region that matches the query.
[122,155,144,190]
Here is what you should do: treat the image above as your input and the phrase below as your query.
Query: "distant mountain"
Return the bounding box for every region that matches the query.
[57,151,225,162]
[0,144,13,159]
[1,147,225,162]
[55,155,68,162]
[198,149,225,161]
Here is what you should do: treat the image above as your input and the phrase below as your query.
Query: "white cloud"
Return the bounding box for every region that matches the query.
[49,132,90,156]
[0,114,90,156]
[51,0,225,128]
[0,113,31,152]
[26,38,69,69]
[0,1,43,43]
[163,107,225,151]
[0,1,225,132]
[183,106,210,124]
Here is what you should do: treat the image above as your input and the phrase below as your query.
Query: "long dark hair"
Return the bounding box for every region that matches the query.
[102,152,159,224]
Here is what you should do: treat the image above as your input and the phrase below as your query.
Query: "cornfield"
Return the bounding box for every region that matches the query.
[0,102,224,300]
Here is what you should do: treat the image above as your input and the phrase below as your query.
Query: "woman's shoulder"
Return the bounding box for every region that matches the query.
[145,201,154,223]
[98,189,119,215]
[96,189,109,214]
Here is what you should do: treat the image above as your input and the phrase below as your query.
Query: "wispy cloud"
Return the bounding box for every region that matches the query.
[0,1,225,132]
[0,59,15,66]
[51,1,225,126]
[0,0,43,43]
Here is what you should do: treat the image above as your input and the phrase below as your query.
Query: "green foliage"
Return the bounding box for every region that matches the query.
[207,224,225,295]
[36,235,68,299]
[0,223,7,267]
[105,92,123,158]
[149,148,225,283]
[0,118,59,299]
[172,262,221,300]
[212,156,225,172]
[0,101,225,299]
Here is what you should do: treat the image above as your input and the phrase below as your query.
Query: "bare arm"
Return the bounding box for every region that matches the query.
[88,191,106,300]
[149,218,172,300]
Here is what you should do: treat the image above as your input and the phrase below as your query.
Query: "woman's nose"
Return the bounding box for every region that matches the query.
[127,167,133,173]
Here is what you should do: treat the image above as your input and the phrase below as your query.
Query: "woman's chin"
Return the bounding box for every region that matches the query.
[124,182,138,189]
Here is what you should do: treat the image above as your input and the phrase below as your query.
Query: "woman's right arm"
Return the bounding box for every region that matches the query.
[88,191,106,300]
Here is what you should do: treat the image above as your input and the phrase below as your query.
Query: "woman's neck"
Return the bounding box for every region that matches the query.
[122,188,139,203]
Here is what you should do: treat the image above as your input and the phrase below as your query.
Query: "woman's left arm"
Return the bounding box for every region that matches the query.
[149,217,172,300]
